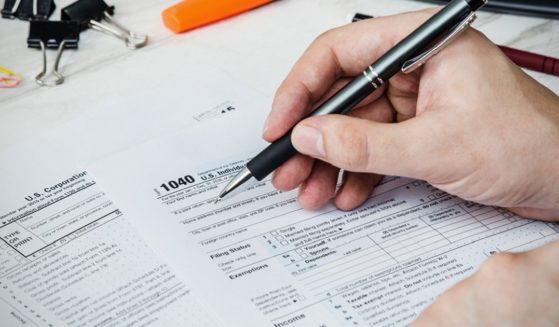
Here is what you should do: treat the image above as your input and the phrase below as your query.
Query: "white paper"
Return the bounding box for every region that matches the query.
[0,170,222,327]
[88,112,559,326]
[0,66,268,326]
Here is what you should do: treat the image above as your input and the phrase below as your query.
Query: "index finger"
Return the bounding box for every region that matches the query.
[262,8,436,143]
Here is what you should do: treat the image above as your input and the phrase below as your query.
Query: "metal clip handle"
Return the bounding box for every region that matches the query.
[89,11,147,49]
[9,0,22,15]
[35,40,66,87]
[401,12,477,74]
[3,0,55,20]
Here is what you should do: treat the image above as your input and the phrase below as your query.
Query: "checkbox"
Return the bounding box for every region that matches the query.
[300,253,308,258]
[428,195,436,200]
[271,231,279,236]
[8,250,15,256]
[295,248,304,253]
[275,236,284,241]
[413,181,421,187]
[281,241,289,246]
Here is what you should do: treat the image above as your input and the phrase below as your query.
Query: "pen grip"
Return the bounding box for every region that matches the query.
[247,132,296,180]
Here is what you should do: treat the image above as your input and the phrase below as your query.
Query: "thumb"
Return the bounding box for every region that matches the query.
[291,115,425,178]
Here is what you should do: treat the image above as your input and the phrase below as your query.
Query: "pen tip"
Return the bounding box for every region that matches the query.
[213,197,222,205]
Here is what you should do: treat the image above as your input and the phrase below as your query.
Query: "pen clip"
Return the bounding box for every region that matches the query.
[401,12,477,74]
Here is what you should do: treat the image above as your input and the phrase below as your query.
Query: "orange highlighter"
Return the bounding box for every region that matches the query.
[162,0,279,33]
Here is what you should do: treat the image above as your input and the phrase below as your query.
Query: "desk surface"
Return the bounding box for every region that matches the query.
[1,0,558,160]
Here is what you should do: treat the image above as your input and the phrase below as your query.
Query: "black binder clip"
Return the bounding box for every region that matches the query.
[28,20,80,86]
[62,0,147,49]
[1,0,55,20]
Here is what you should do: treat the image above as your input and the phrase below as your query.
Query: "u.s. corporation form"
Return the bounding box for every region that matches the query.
[0,169,221,327]
[89,112,559,327]
[0,67,265,326]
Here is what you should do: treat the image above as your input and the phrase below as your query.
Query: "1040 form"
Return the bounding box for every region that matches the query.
[89,111,559,327]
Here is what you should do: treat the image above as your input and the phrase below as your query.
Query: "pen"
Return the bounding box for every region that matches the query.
[352,13,559,77]
[216,0,488,202]
[499,46,559,77]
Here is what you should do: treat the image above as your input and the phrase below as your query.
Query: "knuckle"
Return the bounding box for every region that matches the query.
[314,30,332,43]
[478,252,517,279]
[314,26,343,45]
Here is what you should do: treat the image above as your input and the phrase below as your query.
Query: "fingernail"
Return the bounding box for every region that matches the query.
[292,125,325,158]
[262,115,271,136]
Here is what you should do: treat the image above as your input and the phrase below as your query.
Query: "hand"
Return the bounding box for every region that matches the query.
[263,9,559,219]
[412,240,559,326]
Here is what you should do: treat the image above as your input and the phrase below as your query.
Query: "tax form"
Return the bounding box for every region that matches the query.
[0,170,220,327]
[89,112,559,327]
[0,65,263,326]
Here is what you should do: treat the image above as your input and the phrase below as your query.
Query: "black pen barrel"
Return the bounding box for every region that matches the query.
[247,132,295,181]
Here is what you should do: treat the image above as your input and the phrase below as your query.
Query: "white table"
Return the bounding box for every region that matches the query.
[0,2,558,326]
[0,0,558,160]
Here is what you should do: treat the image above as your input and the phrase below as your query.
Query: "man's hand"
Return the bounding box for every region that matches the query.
[263,9,559,219]
[412,240,559,326]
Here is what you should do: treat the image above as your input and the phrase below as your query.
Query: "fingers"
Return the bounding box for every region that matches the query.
[298,161,339,210]
[411,277,476,327]
[522,240,559,270]
[272,95,394,194]
[291,114,426,178]
[386,69,421,121]
[263,10,434,142]
[414,242,559,327]
[335,172,383,211]
[271,154,314,191]
[350,95,395,123]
